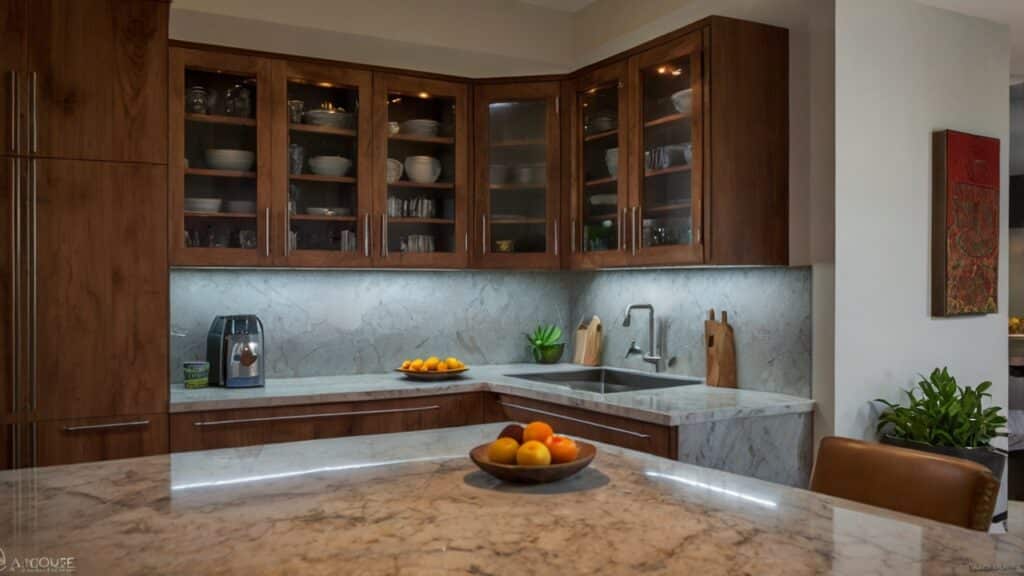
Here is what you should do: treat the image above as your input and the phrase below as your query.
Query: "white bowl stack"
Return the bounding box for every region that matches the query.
[308,156,352,177]
[400,119,440,138]
[205,149,255,172]
[404,156,441,184]
[184,198,223,212]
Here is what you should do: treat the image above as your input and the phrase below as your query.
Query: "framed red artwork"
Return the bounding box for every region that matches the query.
[932,129,1000,316]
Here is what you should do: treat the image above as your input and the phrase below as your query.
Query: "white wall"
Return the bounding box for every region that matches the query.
[834,0,1010,441]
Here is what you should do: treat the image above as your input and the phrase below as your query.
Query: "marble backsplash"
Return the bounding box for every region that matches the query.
[570,269,811,397]
[171,267,811,397]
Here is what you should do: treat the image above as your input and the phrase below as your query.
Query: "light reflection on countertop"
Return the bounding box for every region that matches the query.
[171,363,814,426]
[1,424,1021,575]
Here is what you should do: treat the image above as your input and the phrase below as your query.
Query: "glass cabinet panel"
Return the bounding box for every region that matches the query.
[485,99,549,254]
[579,83,621,254]
[182,67,259,252]
[285,78,361,254]
[639,53,699,251]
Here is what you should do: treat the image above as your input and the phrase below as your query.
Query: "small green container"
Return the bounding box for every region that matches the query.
[183,361,210,389]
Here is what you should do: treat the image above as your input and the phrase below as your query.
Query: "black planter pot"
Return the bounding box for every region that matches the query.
[880,434,1006,481]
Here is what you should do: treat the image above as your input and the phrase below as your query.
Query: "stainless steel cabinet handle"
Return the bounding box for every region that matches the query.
[8,424,16,468]
[620,207,626,251]
[29,72,36,153]
[363,212,370,257]
[9,158,17,415]
[570,218,576,253]
[498,401,651,439]
[284,209,290,257]
[631,206,638,256]
[695,226,701,245]
[553,218,559,256]
[264,207,270,257]
[30,159,36,410]
[381,213,388,257]
[481,214,487,254]
[64,419,151,432]
[464,231,469,254]
[192,405,441,427]
[31,422,36,466]
[8,70,15,153]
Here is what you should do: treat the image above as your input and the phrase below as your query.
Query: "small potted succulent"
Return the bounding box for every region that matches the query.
[525,324,565,364]
[874,367,1007,479]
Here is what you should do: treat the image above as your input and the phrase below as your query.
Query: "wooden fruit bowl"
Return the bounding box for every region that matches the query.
[395,367,468,381]
[469,441,596,484]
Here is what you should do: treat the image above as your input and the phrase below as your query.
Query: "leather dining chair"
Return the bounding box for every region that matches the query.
[810,436,999,531]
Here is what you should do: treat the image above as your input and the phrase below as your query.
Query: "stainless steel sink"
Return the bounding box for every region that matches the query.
[504,368,702,394]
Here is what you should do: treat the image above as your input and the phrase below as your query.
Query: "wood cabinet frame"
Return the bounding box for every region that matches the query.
[372,73,470,268]
[473,81,562,270]
[271,60,374,267]
[169,47,273,267]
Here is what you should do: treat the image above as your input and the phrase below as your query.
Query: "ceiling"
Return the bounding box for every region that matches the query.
[915,0,1024,81]
[518,0,596,13]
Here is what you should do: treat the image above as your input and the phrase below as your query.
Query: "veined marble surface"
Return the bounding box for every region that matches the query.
[1,424,1020,575]
[170,363,814,426]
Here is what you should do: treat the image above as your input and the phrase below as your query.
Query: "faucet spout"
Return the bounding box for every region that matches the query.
[623,304,663,372]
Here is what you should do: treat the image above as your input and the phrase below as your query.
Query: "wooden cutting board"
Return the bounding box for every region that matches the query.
[705,309,737,388]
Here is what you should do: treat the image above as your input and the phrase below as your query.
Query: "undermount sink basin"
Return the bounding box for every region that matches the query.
[504,368,702,394]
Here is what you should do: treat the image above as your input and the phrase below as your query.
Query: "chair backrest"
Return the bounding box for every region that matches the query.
[810,436,999,531]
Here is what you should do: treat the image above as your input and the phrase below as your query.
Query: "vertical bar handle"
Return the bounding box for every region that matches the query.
[570,218,576,253]
[8,71,15,153]
[481,214,487,254]
[553,218,559,256]
[264,207,270,257]
[381,213,388,258]
[363,212,370,257]
[631,206,638,256]
[30,160,36,410]
[30,72,36,154]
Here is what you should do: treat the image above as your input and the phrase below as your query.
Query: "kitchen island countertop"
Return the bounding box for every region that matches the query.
[171,363,813,426]
[1,423,1020,575]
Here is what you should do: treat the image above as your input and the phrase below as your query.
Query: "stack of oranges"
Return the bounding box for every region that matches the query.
[486,421,579,466]
[400,356,465,373]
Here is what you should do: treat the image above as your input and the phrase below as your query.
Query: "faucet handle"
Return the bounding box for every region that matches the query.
[624,340,643,359]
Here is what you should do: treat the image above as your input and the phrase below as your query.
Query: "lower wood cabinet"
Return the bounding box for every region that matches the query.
[36,414,169,467]
[485,393,678,459]
[170,393,484,452]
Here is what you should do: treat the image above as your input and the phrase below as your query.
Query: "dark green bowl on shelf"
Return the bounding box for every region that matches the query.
[532,343,565,364]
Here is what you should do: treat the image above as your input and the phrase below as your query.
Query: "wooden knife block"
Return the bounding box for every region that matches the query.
[705,309,737,388]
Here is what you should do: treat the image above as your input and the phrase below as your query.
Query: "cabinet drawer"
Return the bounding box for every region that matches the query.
[170,393,484,452]
[488,394,677,459]
[36,413,168,467]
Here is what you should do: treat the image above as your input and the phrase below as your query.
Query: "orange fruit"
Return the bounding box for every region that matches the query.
[409,359,424,371]
[523,421,554,444]
[400,360,411,370]
[487,438,520,464]
[436,362,448,373]
[424,357,440,371]
[545,436,579,463]
[516,440,551,466]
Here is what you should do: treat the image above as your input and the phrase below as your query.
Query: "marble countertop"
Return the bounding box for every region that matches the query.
[1,423,1020,575]
[171,363,814,425]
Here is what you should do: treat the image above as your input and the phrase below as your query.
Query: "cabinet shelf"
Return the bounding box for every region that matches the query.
[644,165,691,178]
[490,184,545,191]
[186,168,257,179]
[388,180,454,189]
[644,202,692,215]
[185,113,256,127]
[389,134,454,145]
[490,138,545,148]
[586,212,618,220]
[289,123,357,137]
[291,214,357,222]
[290,174,356,184]
[491,217,546,225]
[585,176,616,187]
[644,112,690,129]
[389,217,454,225]
[584,129,618,142]
[184,211,257,219]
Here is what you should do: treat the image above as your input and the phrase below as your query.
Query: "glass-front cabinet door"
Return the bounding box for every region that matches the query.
[170,48,272,266]
[571,61,629,269]
[474,82,561,269]
[629,31,703,265]
[273,61,372,266]
[372,74,469,268]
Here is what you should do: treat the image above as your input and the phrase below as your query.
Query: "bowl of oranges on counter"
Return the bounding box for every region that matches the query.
[469,421,596,484]
[396,356,468,381]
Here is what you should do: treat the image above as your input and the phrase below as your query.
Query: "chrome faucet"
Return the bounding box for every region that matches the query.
[623,303,665,372]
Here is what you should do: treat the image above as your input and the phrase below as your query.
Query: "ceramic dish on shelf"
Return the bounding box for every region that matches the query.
[304,109,353,129]
[400,119,440,137]
[388,121,400,135]
[308,155,352,177]
[225,200,256,214]
[589,113,617,133]
[404,156,441,184]
[605,148,618,178]
[469,441,596,484]
[204,149,254,172]
[395,367,469,381]
[305,207,351,217]
[671,89,693,114]
[589,194,617,206]
[386,158,404,183]
[184,198,223,213]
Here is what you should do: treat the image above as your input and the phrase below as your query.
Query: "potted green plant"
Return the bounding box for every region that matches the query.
[525,325,565,364]
[874,367,1008,479]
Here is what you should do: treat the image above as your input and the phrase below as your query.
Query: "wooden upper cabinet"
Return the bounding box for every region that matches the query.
[0,0,26,156]
[24,0,167,163]
[627,30,704,266]
[272,60,373,267]
[373,73,470,268]
[34,159,168,419]
[169,47,273,267]
[569,60,630,269]
[474,81,561,269]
